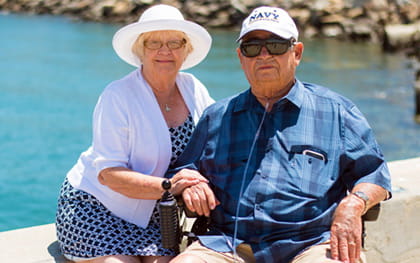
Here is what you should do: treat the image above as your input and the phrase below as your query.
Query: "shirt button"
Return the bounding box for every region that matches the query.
[261,173,267,179]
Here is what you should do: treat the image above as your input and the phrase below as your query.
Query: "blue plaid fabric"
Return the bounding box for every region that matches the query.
[172,80,391,263]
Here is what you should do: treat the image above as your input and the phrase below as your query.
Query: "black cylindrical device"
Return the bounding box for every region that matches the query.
[159,179,180,250]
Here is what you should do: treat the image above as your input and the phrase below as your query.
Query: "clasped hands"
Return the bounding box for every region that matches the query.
[171,168,219,217]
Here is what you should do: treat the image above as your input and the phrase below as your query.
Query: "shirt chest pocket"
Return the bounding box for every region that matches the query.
[289,147,334,198]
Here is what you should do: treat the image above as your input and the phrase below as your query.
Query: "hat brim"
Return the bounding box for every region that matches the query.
[112,19,211,70]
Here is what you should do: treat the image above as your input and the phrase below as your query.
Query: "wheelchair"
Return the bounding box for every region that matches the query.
[158,179,381,252]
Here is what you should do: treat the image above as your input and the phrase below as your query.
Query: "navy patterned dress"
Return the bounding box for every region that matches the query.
[56,115,194,260]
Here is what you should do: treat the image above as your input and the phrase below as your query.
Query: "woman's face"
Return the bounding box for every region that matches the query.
[136,30,191,75]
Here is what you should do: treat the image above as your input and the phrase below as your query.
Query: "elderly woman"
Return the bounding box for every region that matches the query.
[55,4,214,263]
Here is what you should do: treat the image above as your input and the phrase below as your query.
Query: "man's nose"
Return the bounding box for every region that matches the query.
[259,46,270,57]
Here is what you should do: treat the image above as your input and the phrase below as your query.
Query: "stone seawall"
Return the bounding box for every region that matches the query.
[0,0,419,42]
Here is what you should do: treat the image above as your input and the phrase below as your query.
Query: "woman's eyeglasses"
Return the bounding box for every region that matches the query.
[144,39,186,50]
[240,38,295,57]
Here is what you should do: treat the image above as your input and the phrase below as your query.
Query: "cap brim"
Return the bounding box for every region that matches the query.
[236,24,296,42]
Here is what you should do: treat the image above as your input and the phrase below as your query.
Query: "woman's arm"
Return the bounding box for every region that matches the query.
[98,167,208,199]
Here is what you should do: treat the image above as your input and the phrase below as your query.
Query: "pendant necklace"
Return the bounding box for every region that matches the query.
[165,104,171,112]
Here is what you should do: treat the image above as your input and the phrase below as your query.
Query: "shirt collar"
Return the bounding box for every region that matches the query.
[233,79,304,113]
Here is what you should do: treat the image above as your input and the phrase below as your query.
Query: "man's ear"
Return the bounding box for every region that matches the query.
[294,42,304,61]
[236,47,242,58]
[236,47,245,68]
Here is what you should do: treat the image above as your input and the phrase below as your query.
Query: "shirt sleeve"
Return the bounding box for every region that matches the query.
[341,104,392,193]
[91,87,130,174]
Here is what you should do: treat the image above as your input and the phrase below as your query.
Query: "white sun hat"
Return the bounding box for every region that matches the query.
[237,6,298,41]
[112,4,212,70]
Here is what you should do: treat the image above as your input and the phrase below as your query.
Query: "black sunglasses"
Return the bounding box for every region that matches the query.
[240,38,295,57]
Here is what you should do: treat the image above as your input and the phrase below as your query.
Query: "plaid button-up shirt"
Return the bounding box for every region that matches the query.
[172,80,391,263]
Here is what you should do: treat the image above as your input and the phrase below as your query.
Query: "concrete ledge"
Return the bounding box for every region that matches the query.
[365,157,420,263]
[1,157,419,263]
[0,223,69,263]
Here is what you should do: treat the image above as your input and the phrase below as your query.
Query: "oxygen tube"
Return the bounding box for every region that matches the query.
[231,100,270,262]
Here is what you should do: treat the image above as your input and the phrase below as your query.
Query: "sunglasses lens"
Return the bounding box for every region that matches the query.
[266,41,290,55]
[241,43,261,57]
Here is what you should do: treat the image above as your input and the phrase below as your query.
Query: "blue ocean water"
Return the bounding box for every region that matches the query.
[0,13,419,232]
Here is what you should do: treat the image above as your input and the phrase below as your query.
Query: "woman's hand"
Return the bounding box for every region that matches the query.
[169,168,209,196]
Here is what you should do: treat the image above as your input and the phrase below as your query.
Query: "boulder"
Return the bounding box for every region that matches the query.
[383,22,420,51]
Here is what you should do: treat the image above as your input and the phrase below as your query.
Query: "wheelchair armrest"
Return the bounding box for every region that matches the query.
[362,203,381,221]
[176,197,200,218]
[176,197,210,246]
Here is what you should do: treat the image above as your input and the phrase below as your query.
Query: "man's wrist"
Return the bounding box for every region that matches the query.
[351,191,369,215]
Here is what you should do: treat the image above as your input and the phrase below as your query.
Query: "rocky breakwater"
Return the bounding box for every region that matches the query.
[0,0,418,41]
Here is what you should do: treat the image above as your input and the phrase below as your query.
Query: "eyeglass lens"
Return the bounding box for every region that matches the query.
[145,39,186,50]
[240,39,294,57]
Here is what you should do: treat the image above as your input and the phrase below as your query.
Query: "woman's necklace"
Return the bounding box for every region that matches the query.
[165,104,171,112]
[163,85,178,112]
[152,83,177,113]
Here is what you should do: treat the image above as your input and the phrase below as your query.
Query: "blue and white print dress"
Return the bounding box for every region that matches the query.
[56,115,194,260]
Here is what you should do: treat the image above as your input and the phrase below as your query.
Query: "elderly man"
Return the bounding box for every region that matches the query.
[169,6,391,263]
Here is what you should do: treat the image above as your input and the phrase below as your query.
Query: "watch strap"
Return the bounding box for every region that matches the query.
[352,191,369,214]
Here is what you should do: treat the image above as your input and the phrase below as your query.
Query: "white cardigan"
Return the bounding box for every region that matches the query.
[67,69,214,228]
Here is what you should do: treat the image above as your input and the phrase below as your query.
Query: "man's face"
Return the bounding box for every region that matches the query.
[236,30,303,100]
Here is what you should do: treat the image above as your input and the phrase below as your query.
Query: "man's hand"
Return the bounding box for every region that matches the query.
[180,175,219,217]
[330,194,364,263]
[330,183,389,262]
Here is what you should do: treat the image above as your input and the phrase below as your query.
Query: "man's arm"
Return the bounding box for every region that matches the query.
[330,182,389,263]
[330,103,392,263]
[168,112,219,216]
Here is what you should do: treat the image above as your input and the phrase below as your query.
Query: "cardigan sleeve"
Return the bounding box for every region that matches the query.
[91,86,130,174]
